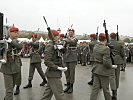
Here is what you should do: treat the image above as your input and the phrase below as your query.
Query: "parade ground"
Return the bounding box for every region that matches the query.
[0,58,133,100]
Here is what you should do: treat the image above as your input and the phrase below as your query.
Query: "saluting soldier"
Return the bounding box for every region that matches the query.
[41,30,67,100]
[0,27,23,100]
[90,33,112,100]
[23,34,47,89]
[63,29,78,94]
[109,32,125,100]
[88,33,98,85]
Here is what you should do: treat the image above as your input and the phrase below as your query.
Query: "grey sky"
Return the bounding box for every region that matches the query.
[0,0,133,36]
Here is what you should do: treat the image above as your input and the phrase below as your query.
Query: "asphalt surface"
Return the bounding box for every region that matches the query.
[0,58,133,100]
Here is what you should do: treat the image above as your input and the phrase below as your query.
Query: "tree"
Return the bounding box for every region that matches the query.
[123,38,131,43]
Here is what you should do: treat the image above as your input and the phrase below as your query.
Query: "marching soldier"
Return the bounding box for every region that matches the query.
[0,27,23,100]
[90,33,112,100]
[109,32,125,100]
[41,30,67,100]
[88,33,98,85]
[63,29,78,94]
[23,34,47,89]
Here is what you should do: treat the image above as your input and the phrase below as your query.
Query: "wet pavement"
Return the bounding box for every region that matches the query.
[0,58,133,100]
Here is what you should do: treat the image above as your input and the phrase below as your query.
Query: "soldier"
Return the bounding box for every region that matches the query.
[0,27,23,100]
[90,33,112,100]
[88,33,98,85]
[109,32,125,100]
[41,30,67,100]
[63,29,78,94]
[81,41,89,66]
[77,42,83,64]
[23,34,47,89]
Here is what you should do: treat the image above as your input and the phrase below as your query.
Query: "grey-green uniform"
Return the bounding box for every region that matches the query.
[109,39,125,93]
[77,44,83,64]
[0,40,23,100]
[24,41,47,88]
[63,37,78,93]
[41,42,66,100]
[90,42,112,100]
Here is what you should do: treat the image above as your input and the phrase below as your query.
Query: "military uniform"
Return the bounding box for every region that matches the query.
[90,34,112,100]
[0,39,23,100]
[77,43,83,64]
[63,35,78,93]
[41,30,66,100]
[23,41,47,88]
[109,39,125,94]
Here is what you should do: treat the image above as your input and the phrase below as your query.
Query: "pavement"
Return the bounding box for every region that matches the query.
[0,58,133,100]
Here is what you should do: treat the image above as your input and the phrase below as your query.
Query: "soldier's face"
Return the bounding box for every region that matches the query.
[68,31,74,37]
[9,31,18,39]
[32,37,37,42]
[60,37,63,41]
[54,36,59,41]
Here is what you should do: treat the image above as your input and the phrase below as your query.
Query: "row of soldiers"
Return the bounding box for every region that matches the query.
[0,26,125,100]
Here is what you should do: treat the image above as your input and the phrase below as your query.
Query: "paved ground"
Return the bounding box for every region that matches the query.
[0,58,133,100]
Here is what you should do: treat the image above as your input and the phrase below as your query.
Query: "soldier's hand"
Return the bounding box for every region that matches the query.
[57,67,67,72]
[112,65,117,69]
[6,38,12,43]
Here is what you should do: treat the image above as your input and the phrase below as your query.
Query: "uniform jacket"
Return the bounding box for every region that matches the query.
[44,42,62,78]
[0,40,23,74]
[63,37,78,62]
[92,42,112,76]
[109,39,125,65]
[89,40,98,61]
[29,42,42,64]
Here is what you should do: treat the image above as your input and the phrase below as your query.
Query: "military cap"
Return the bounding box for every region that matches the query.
[60,34,64,37]
[50,30,59,36]
[110,32,116,37]
[9,27,19,32]
[32,34,38,38]
[90,33,96,37]
[99,33,106,38]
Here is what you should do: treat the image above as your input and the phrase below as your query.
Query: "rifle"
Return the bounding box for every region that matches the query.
[0,12,8,64]
[43,16,65,67]
[96,26,99,40]
[103,20,109,43]
[116,25,119,41]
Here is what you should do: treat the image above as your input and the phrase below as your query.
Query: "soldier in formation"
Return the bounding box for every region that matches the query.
[23,34,47,89]
[41,30,67,100]
[90,33,112,100]
[0,27,23,100]
[63,29,78,94]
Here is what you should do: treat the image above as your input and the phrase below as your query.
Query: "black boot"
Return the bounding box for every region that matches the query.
[40,79,47,86]
[88,79,93,85]
[14,86,20,95]
[112,90,117,100]
[67,84,73,94]
[64,82,70,93]
[23,80,32,89]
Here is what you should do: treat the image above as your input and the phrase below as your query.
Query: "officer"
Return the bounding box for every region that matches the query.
[109,32,125,100]
[88,33,98,85]
[0,26,23,100]
[63,29,78,94]
[41,30,67,100]
[90,33,112,100]
[23,34,47,89]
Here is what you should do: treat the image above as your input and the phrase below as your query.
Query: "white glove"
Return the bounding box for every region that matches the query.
[57,45,64,50]
[57,67,67,72]
[0,59,6,64]
[6,38,12,43]
[112,65,117,69]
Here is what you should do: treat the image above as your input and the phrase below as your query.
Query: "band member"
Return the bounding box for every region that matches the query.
[63,29,78,94]
[0,27,23,100]
[88,33,98,85]
[90,33,112,100]
[23,34,47,89]
[109,32,125,100]
[41,30,67,100]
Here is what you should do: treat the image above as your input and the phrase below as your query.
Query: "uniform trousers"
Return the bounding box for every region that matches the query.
[41,77,66,100]
[3,73,19,100]
[90,74,111,100]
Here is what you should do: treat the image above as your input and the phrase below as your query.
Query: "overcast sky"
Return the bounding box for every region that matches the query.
[0,0,133,36]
